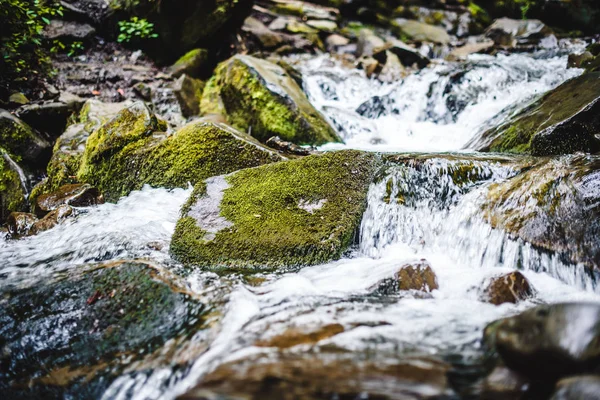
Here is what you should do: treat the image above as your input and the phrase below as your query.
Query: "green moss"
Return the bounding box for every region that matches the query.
[200,75,226,115]
[478,72,600,154]
[0,149,26,222]
[0,109,49,166]
[203,55,341,146]
[170,150,380,271]
[78,112,283,201]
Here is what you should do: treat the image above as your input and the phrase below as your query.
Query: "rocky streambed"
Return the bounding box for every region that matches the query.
[2,0,600,399]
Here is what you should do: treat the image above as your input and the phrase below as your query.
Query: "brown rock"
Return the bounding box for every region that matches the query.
[568,51,595,69]
[6,212,38,237]
[35,183,103,217]
[397,259,439,292]
[172,74,205,118]
[30,205,74,235]
[178,352,453,400]
[481,271,534,305]
[266,136,312,156]
[256,323,344,349]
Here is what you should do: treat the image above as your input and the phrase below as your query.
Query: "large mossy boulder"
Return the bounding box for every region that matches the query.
[484,303,600,382]
[469,72,600,155]
[0,260,207,398]
[0,150,27,222]
[0,109,51,168]
[483,154,600,269]
[78,103,284,201]
[171,150,379,270]
[201,55,341,146]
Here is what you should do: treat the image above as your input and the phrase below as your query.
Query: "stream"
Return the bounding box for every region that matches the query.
[1,44,598,399]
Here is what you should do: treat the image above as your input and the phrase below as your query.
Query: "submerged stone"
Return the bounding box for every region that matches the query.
[0,260,207,398]
[201,55,341,146]
[397,259,439,292]
[484,303,600,382]
[30,204,74,235]
[171,150,378,270]
[178,352,453,400]
[6,212,37,237]
[470,72,600,155]
[481,271,534,305]
[78,105,284,201]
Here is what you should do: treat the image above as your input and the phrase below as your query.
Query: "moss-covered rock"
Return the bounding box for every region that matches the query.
[173,74,205,118]
[78,105,284,201]
[33,99,132,200]
[170,150,379,271]
[201,55,341,146]
[0,149,27,222]
[0,260,207,398]
[483,154,600,268]
[0,109,51,168]
[168,48,209,78]
[470,72,600,155]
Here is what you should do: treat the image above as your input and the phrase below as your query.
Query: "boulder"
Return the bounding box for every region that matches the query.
[168,48,209,79]
[0,109,51,168]
[78,105,284,201]
[243,17,285,49]
[34,183,103,217]
[483,155,600,268]
[480,271,534,305]
[356,28,385,57]
[42,19,96,42]
[30,204,74,235]
[484,303,600,381]
[373,40,430,69]
[469,72,600,155]
[391,19,451,45]
[178,352,453,400]
[448,39,494,60]
[170,150,378,270]
[397,259,439,292]
[484,18,552,48]
[201,55,341,145]
[16,92,85,140]
[172,74,205,118]
[5,212,37,237]
[0,260,207,398]
[0,150,27,222]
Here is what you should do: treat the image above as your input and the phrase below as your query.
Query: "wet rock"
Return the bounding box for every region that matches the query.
[396,259,439,293]
[173,74,205,118]
[270,0,340,21]
[42,19,96,42]
[325,33,350,51]
[373,40,430,69]
[30,204,74,235]
[551,375,600,400]
[243,17,284,49]
[6,212,37,237]
[78,107,284,201]
[8,93,28,105]
[0,109,51,168]
[568,51,594,69]
[0,260,207,398]
[178,352,453,400]
[132,82,152,101]
[480,364,530,400]
[16,92,85,139]
[201,55,341,145]
[286,19,318,34]
[356,95,393,119]
[34,183,103,217]
[0,150,27,222]
[484,303,600,382]
[171,150,378,270]
[448,39,494,60]
[168,48,209,79]
[391,19,451,45]
[481,272,534,305]
[470,72,600,155]
[484,18,552,48]
[306,19,337,32]
[266,136,312,156]
[256,323,344,348]
[377,51,405,82]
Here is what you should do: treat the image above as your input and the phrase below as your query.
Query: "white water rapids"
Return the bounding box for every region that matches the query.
[1,45,598,399]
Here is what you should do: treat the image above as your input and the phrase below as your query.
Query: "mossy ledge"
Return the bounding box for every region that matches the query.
[77,103,284,202]
[170,150,379,271]
[201,54,342,146]
[468,72,600,155]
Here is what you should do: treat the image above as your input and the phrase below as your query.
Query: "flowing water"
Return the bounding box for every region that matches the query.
[1,44,598,399]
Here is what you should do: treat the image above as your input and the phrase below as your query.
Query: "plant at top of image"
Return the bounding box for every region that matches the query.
[117,17,159,43]
[0,0,63,87]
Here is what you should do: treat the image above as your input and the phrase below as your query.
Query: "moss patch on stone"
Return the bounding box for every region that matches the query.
[0,149,26,222]
[170,150,379,271]
[473,72,600,154]
[77,105,284,201]
[0,109,50,168]
[202,55,341,146]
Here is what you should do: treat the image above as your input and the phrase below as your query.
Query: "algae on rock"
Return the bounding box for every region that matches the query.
[77,103,284,201]
[0,149,27,222]
[201,55,341,146]
[0,109,51,168]
[468,72,600,155]
[171,150,379,270]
